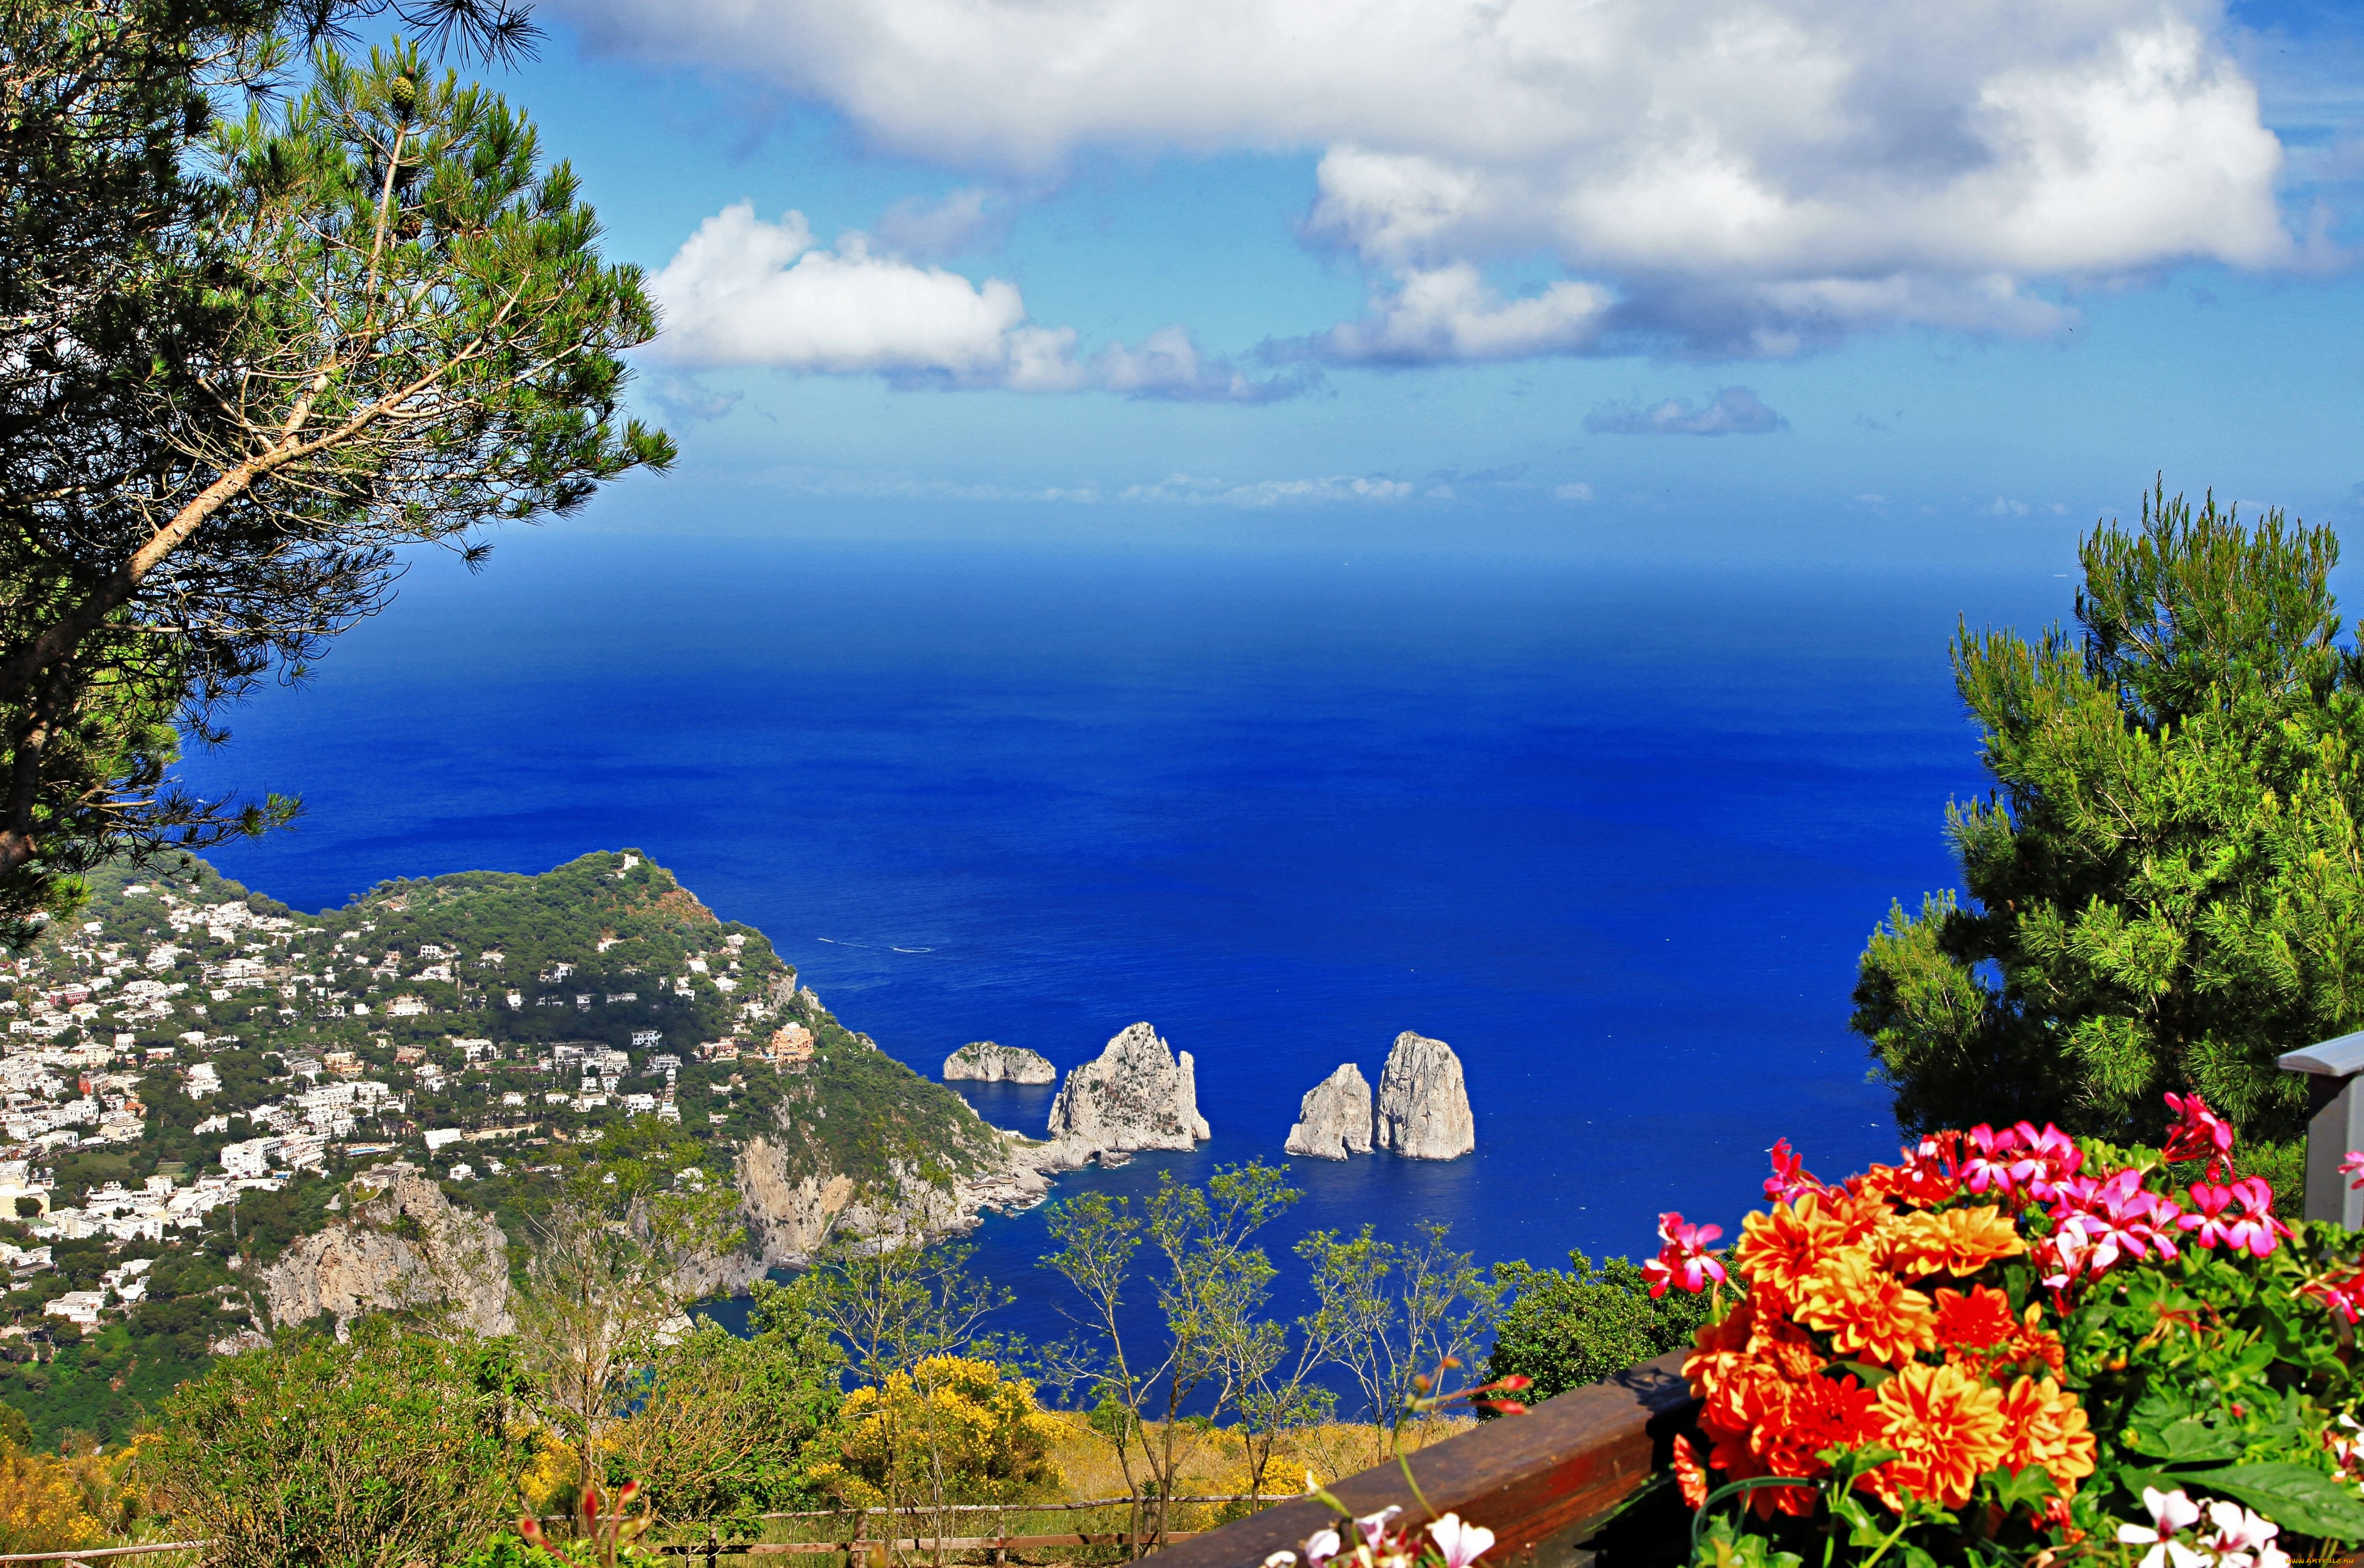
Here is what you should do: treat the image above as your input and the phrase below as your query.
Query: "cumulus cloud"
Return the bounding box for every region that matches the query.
[1584,387,1789,435]
[649,204,1307,399]
[559,0,2298,362]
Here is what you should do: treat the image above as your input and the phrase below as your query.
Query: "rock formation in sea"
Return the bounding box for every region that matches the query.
[258,1162,513,1336]
[1284,1063,1374,1159]
[1374,1031,1475,1160]
[1041,1022,1211,1168]
[942,1041,1057,1084]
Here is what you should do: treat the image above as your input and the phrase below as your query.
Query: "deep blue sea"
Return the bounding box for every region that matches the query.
[177,533,2069,1370]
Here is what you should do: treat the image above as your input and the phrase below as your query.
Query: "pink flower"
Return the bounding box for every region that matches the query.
[2045,1166,2184,1284]
[1354,1507,1403,1555]
[1301,1529,1342,1567]
[2163,1092,2237,1179]
[1764,1138,1823,1204]
[1961,1123,2028,1198]
[1425,1514,1497,1568]
[2343,1150,2364,1191]
[2217,1177,2290,1258]
[1642,1211,1726,1299]
[1962,1122,2082,1203]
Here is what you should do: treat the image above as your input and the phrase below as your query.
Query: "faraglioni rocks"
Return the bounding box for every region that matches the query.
[1374,1031,1475,1160]
[1284,1063,1374,1159]
[942,1041,1057,1084]
[1042,1022,1211,1168]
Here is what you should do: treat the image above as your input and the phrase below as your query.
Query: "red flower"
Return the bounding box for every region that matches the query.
[2163,1091,2236,1179]
[1673,1434,1708,1510]
[1765,1138,1825,1204]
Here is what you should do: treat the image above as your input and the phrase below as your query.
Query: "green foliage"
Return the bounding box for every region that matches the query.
[2056,1220,2364,1546]
[1484,1249,1713,1405]
[151,1317,526,1568]
[1854,485,2364,1146]
[609,1284,844,1528]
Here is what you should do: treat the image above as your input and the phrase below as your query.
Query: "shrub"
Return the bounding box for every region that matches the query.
[809,1356,1062,1510]
[1484,1250,1713,1405]
[149,1318,523,1568]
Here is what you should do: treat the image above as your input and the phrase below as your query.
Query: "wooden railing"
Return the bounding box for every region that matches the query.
[1147,1351,1697,1568]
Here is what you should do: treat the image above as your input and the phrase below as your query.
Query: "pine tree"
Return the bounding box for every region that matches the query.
[0,2,668,939]
[1853,485,2364,1158]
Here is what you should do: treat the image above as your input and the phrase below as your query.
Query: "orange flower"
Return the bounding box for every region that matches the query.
[1995,1376,2097,1497]
[1734,1194,1855,1305]
[1878,1206,2026,1279]
[1797,1250,1937,1367]
[1863,1362,2010,1510]
[1673,1434,1708,1510]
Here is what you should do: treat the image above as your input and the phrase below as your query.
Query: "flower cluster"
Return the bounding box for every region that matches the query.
[1675,1170,2091,1520]
[2118,1486,2289,1568]
[1666,1091,2332,1552]
[1264,1500,1498,1568]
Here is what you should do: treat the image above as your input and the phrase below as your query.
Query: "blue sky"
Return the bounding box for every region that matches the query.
[459,0,2364,564]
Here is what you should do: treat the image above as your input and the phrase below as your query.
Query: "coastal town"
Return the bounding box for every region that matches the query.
[0,850,820,1355]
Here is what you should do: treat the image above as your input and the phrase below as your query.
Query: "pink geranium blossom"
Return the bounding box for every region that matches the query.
[2041,1166,2185,1287]
[2181,1178,2288,1256]
[1425,1514,1497,1568]
[1764,1138,1823,1204]
[1642,1211,1726,1299]
[2342,1150,2364,1190]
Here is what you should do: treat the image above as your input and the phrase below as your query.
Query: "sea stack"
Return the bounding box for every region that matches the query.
[1374,1031,1475,1160]
[1284,1063,1374,1160]
[1042,1022,1211,1168]
[942,1041,1056,1084]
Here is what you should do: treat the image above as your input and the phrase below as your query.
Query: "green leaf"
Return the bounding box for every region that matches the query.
[2178,1463,2364,1542]
[1981,1465,2060,1513]
[2126,1418,2243,1464]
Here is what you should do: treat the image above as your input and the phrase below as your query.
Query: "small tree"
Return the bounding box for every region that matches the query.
[149,1318,523,1568]
[608,1279,845,1532]
[1037,1161,1299,1554]
[799,1160,1010,1562]
[809,1356,1062,1513]
[510,1124,740,1500]
[1298,1219,1505,1464]
[1854,485,2364,1161]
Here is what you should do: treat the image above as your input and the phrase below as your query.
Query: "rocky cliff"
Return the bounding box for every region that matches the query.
[1284,1063,1374,1159]
[1041,1022,1210,1169]
[259,1162,513,1335]
[942,1041,1057,1084]
[1374,1031,1475,1160]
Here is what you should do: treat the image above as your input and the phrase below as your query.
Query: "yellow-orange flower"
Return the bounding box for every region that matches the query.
[1876,1206,2025,1279]
[1796,1250,1937,1367]
[1734,1194,1855,1305]
[1863,1362,2010,1510]
[1995,1376,2097,1497]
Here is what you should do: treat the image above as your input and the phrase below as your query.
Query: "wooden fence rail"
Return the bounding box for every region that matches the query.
[1143,1351,1696,1568]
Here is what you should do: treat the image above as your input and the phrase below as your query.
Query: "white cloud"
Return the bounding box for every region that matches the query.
[562,0,2298,362]
[1303,265,1612,365]
[650,204,1310,399]
[1585,387,1789,435]
[874,186,1009,259]
[648,203,1081,387]
[1117,473,1416,506]
[1554,483,1595,503]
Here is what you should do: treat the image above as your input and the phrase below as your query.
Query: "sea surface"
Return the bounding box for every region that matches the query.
[177,532,2068,1378]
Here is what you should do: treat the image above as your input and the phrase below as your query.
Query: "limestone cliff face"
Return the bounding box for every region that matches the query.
[1374,1031,1475,1161]
[260,1162,512,1335]
[942,1041,1056,1084]
[1284,1063,1374,1160]
[733,1117,1052,1268]
[1041,1023,1210,1169]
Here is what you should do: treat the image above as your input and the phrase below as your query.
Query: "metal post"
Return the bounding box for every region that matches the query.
[2276,1030,2364,1227]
